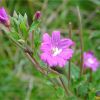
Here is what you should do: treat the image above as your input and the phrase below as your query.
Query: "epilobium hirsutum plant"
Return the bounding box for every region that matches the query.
[0,7,100,99]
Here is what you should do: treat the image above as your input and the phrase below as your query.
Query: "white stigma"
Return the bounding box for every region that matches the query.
[52,47,62,56]
[88,58,94,64]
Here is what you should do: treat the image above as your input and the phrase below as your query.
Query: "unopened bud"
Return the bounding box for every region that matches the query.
[34,11,41,20]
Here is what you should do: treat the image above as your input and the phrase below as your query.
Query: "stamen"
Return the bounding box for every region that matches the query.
[52,47,62,56]
[88,58,94,64]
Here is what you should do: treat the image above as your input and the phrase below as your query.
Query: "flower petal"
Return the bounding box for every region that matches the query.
[40,43,51,52]
[0,7,8,18]
[57,57,66,67]
[0,7,9,24]
[42,33,51,43]
[59,38,74,49]
[48,56,58,67]
[51,31,60,46]
[59,49,74,60]
[41,53,56,67]
[40,53,49,62]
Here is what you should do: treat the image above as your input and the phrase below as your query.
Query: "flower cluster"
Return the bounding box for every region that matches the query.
[40,31,74,67]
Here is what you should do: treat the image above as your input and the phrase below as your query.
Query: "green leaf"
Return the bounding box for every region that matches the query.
[11,17,19,32]
[77,84,88,97]
[56,87,64,98]
[18,39,25,44]
[65,63,80,79]
[8,30,21,41]
[24,13,28,23]
[18,14,23,22]
[19,21,28,39]
[88,90,95,100]
[13,11,18,19]
[29,20,40,33]
[17,13,28,40]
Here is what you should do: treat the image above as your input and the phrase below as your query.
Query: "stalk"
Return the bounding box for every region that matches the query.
[59,77,69,96]
[89,69,92,82]
[25,51,61,76]
[31,30,34,50]
[68,22,72,86]
[77,6,84,77]
[25,52,46,74]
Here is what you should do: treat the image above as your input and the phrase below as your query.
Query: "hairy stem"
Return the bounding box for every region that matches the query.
[77,6,84,77]
[25,51,60,76]
[25,52,46,74]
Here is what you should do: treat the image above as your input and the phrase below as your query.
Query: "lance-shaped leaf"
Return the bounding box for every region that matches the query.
[29,20,40,33]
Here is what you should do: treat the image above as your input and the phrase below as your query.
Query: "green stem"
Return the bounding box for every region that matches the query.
[77,6,84,77]
[68,22,72,86]
[31,30,34,50]
[25,51,60,76]
[89,69,92,82]
[25,52,46,74]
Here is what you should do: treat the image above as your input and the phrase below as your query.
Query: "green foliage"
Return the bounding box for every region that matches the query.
[29,21,40,33]
[11,12,28,40]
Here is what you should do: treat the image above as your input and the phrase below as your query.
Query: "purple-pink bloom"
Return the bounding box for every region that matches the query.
[40,31,75,67]
[34,11,41,20]
[83,51,100,71]
[0,7,10,26]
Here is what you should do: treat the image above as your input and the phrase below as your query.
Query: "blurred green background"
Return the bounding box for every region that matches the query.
[0,0,100,100]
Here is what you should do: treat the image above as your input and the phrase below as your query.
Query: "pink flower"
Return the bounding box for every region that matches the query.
[83,51,100,71]
[0,7,10,26]
[34,11,41,20]
[40,31,74,67]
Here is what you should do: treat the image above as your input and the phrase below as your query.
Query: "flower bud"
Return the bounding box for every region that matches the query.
[0,7,10,27]
[34,11,41,20]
